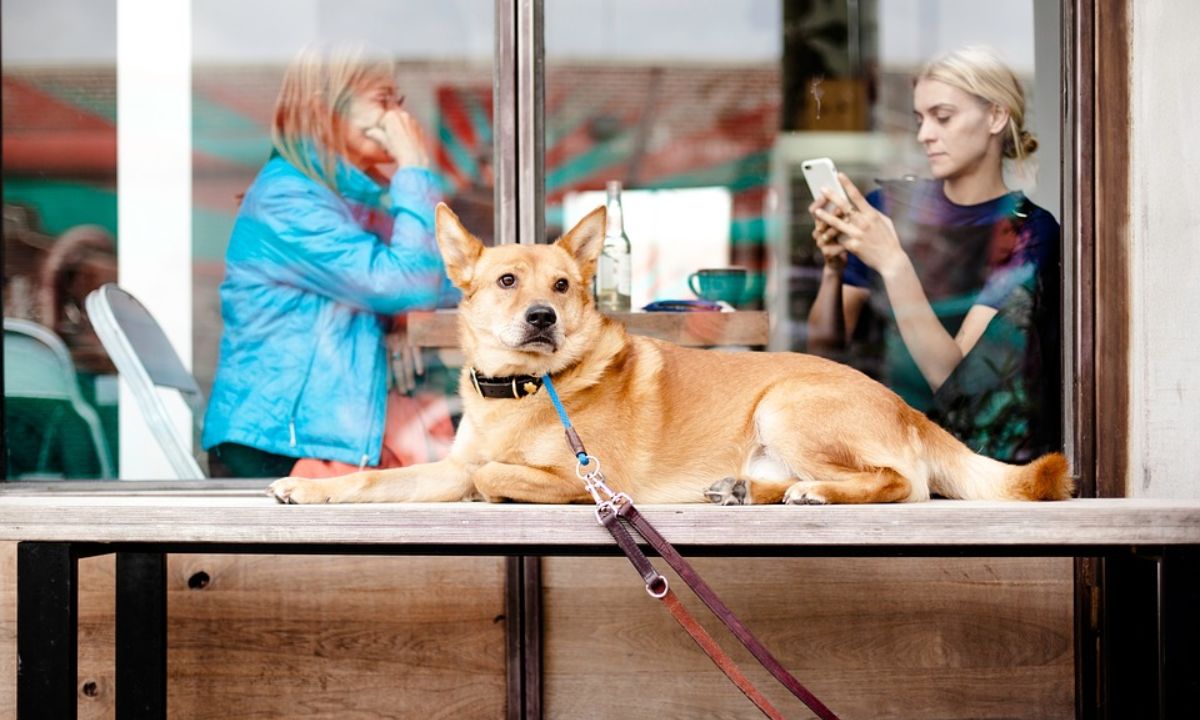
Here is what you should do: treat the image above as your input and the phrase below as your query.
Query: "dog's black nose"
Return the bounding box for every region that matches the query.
[525,305,557,329]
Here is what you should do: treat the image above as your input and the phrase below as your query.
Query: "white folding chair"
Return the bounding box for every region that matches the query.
[4,318,115,479]
[85,283,206,479]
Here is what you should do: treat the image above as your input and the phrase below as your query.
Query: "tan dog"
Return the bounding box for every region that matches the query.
[268,204,1072,506]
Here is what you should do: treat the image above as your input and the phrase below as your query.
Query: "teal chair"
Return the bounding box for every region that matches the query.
[4,318,115,479]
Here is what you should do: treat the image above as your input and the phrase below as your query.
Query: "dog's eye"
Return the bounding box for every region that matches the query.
[497,273,517,288]
[554,278,569,293]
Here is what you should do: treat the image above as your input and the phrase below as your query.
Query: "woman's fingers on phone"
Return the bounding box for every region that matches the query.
[808,198,827,232]
[838,173,871,208]
[822,187,854,218]
[815,207,854,237]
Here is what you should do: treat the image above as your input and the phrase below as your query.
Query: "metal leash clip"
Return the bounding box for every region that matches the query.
[575,455,632,524]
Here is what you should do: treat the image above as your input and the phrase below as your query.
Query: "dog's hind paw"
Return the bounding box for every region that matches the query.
[783,482,828,505]
[704,477,749,506]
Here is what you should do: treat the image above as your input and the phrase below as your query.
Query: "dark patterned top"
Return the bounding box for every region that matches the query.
[842,179,1061,461]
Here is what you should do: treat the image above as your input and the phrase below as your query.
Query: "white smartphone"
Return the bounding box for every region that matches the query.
[801,157,851,211]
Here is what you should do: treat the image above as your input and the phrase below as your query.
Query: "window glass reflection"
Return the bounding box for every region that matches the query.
[193,1,493,478]
[3,0,119,479]
[2,1,493,480]
[546,0,1061,461]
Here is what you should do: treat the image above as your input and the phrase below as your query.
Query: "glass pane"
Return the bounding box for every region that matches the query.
[3,0,119,479]
[2,1,494,480]
[192,1,493,478]
[545,0,1062,462]
[546,0,783,310]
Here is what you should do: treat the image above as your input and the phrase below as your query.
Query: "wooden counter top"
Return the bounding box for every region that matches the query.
[3,482,1198,549]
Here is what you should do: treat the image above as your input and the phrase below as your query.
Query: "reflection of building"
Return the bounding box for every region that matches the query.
[2,73,122,366]
[564,186,733,309]
[4,61,786,391]
[544,63,778,295]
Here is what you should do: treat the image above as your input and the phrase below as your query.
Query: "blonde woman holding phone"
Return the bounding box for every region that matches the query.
[806,46,1060,462]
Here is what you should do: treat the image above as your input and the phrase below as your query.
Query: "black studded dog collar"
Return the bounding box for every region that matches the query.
[468,369,543,399]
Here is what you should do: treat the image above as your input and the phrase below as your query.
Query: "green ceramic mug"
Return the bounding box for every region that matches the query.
[687,267,748,306]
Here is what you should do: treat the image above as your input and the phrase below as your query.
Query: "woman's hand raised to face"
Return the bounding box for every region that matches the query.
[814,173,909,279]
[365,109,430,169]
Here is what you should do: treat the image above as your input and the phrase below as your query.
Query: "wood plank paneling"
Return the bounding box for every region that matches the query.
[2,547,1075,719]
[0,544,507,719]
[78,554,116,720]
[543,556,1074,720]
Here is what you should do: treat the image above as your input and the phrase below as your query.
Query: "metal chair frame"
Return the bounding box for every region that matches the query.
[85,283,205,479]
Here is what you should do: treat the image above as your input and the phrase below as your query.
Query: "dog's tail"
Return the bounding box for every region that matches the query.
[918,418,1073,501]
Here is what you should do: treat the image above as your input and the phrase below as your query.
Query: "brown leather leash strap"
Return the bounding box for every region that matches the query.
[599,508,788,720]
[661,589,788,720]
[539,374,838,718]
[617,502,841,720]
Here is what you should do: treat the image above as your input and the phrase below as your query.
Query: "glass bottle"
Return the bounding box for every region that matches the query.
[596,180,632,311]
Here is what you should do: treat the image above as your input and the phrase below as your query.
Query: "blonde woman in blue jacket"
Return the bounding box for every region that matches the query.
[202,43,452,478]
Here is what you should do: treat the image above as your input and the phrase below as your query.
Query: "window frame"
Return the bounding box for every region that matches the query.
[0,0,1131,495]
[1067,0,1130,501]
[507,0,1125,497]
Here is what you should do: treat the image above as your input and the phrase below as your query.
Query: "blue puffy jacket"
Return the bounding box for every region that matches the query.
[201,154,448,466]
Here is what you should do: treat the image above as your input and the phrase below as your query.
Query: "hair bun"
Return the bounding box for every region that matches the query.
[1019,129,1038,157]
[1004,127,1039,159]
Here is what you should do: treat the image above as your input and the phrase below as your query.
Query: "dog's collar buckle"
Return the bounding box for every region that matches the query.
[469,369,543,399]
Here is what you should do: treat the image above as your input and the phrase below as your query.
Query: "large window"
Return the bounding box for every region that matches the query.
[4,0,119,479]
[3,0,493,479]
[544,0,1063,462]
[3,0,1068,479]
[189,1,494,479]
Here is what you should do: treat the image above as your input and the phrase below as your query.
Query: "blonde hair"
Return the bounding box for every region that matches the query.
[917,46,1037,161]
[272,42,395,191]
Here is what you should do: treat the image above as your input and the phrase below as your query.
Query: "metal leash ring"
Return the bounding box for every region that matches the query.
[575,454,600,480]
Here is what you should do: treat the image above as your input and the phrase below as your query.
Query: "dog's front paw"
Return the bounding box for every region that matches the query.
[783,481,828,505]
[704,477,749,506]
[267,477,333,505]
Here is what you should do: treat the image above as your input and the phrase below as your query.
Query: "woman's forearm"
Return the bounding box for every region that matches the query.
[879,255,963,391]
[806,265,846,352]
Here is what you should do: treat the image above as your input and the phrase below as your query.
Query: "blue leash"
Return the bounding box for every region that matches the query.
[542,373,590,465]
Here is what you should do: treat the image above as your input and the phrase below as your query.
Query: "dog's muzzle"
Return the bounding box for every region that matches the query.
[520,304,559,349]
[525,304,556,329]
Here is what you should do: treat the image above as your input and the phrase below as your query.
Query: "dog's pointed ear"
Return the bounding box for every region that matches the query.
[435,203,484,289]
[555,205,606,281]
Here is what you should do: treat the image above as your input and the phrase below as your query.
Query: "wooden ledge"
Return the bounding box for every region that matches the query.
[2,482,1198,548]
